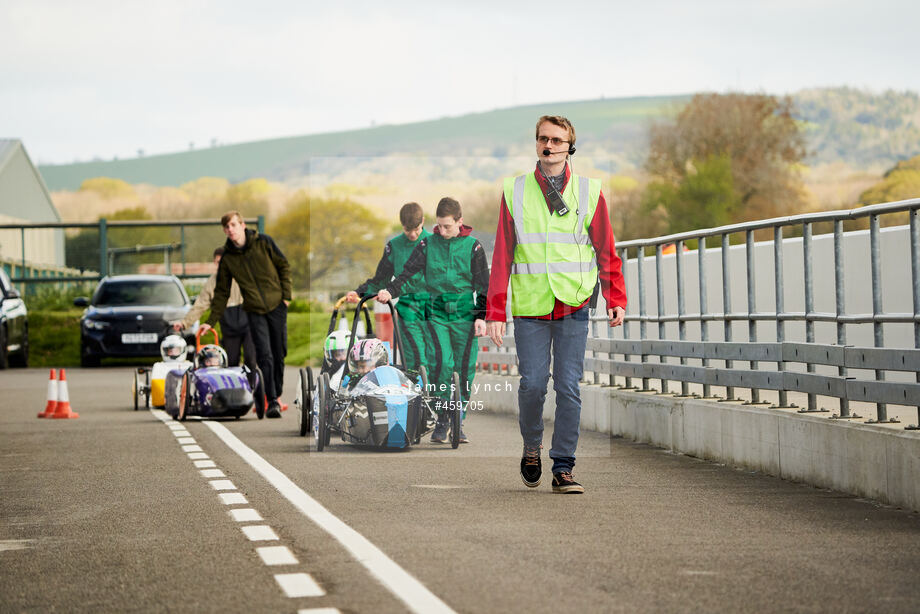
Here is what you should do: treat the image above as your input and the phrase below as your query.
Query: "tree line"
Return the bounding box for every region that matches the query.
[58,92,918,294]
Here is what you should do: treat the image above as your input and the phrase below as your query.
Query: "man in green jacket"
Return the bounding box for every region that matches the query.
[203,211,292,419]
[376,197,488,443]
[347,202,431,375]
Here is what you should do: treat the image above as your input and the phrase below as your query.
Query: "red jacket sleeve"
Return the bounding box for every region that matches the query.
[589,191,627,309]
[486,194,515,321]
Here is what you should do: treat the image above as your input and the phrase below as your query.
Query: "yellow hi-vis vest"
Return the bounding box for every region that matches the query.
[503,171,601,316]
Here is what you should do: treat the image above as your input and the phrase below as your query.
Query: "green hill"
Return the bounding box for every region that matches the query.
[37,88,920,191]
[38,95,688,190]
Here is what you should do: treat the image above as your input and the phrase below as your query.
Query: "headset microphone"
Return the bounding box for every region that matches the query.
[542,146,576,156]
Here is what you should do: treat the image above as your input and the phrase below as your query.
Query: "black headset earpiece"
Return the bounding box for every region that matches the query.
[568,145,576,156]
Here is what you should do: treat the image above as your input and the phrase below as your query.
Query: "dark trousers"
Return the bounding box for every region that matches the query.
[222,328,257,369]
[248,302,287,401]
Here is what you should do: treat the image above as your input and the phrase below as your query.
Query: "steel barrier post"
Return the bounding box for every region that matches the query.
[698,236,711,398]
[620,246,635,389]
[99,218,108,278]
[831,220,857,419]
[721,232,735,400]
[590,303,599,385]
[180,225,187,277]
[800,222,824,412]
[909,209,920,430]
[746,230,761,404]
[867,214,891,423]
[774,226,790,408]
[656,244,669,394]
[638,247,651,391]
[676,240,689,396]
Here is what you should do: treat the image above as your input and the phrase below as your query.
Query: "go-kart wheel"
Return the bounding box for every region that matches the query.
[144,370,151,409]
[178,372,191,421]
[252,366,266,419]
[450,371,461,449]
[132,372,139,411]
[297,367,313,436]
[316,372,329,452]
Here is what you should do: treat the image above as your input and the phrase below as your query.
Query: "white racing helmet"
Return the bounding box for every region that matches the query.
[347,338,388,375]
[160,335,188,362]
[324,330,351,363]
[196,344,228,369]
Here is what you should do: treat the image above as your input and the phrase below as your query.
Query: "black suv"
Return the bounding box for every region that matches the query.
[75,275,194,367]
[0,267,28,368]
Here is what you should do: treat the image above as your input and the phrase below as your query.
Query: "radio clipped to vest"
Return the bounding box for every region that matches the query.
[538,166,570,216]
[545,188,569,216]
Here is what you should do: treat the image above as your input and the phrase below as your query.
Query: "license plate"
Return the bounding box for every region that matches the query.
[121,333,158,344]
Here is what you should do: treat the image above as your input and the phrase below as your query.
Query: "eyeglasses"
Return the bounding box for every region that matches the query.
[537,136,569,146]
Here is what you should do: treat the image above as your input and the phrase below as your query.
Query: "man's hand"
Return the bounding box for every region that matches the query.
[199,323,212,334]
[375,290,392,304]
[345,291,360,303]
[608,306,626,327]
[284,299,290,307]
[171,322,184,332]
[487,321,505,347]
[474,319,487,337]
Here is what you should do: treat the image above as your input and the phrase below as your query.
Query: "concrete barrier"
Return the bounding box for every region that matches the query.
[471,373,920,512]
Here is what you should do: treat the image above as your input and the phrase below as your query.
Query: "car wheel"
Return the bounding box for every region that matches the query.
[450,372,461,449]
[80,339,100,368]
[0,326,8,370]
[9,325,27,368]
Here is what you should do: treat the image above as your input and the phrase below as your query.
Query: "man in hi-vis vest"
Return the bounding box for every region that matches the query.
[486,115,627,494]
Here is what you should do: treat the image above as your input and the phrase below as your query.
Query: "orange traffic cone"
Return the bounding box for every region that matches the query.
[37,369,58,418]
[51,368,79,419]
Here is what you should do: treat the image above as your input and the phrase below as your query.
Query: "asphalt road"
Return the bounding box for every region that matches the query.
[2,366,920,613]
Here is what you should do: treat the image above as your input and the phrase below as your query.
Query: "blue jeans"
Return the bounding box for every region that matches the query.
[513,311,589,474]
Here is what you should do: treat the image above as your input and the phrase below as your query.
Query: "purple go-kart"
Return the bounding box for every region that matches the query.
[164,329,266,421]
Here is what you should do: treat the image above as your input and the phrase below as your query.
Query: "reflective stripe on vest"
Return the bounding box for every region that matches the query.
[503,171,601,315]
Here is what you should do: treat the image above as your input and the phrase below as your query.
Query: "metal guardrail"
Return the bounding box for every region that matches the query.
[478,198,920,430]
[0,217,264,284]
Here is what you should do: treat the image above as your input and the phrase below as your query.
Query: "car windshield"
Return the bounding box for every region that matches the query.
[93,280,186,307]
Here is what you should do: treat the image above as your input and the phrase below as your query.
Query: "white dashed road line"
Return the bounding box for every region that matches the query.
[229,508,263,522]
[275,573,325,598]
[151,409,452,613]
[151,409,328,608]
[257,545,299,566]
[203,420,457,614]
[241,525,280,541]
[219,492,248,505]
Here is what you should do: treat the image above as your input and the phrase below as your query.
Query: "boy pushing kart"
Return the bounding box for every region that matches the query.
[375,197,489,443]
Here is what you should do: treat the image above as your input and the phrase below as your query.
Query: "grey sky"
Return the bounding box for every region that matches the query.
[2,0,917,165]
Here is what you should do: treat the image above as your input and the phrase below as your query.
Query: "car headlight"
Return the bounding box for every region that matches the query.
[83,318,110,330]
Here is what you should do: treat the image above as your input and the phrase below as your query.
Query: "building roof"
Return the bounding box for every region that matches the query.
[0,138,61,223]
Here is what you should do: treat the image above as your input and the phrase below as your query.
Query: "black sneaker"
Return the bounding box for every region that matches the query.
[266,400,282,419]
[552,471,584,494]
[520,444,542,488]
[430,418,449,443]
